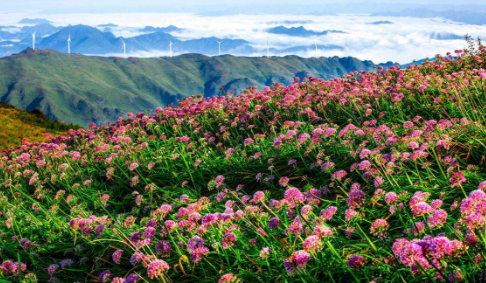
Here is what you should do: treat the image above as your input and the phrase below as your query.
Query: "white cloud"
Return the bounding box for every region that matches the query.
[1,11,486,63]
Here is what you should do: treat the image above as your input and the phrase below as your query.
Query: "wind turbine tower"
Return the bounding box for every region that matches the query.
[266,38,270,58]
[169,40,173,58]
[216,40,223,56]
[345,39,349,57]
[32,31,36,49]
[314,39,318,59]
[121,39,127,58]
[67,33,71,54]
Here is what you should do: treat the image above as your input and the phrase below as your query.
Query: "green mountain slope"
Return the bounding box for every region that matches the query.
[0,102,78,149]
[0,48,392,126]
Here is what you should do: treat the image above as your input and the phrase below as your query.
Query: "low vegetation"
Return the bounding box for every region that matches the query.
[0,102,77,149]
[1,41,486,282]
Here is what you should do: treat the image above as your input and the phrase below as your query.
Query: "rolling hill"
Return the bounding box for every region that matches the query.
[0,102,77,149]
[0,48,394,126]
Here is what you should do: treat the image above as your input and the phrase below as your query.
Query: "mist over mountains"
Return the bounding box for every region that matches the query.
[0,9,483,63]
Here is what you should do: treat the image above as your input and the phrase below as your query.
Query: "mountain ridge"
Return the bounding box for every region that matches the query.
[0,48,395,126]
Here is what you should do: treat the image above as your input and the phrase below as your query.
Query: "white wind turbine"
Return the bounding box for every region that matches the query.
[216,40,223,56]
[121,39,127,58]
[32,31,36,49]
[67,33,71,54]
[169,40,173,58]
[345,39,349,57]
[314,39,318,59]
[266,37,270,58]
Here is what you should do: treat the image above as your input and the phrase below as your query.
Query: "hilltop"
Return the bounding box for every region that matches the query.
[0,102,77,149]
[0,48,393,126]
[0,44,486,282]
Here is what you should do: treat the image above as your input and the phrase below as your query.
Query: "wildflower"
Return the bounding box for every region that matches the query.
[130,253,144,266]
[129,162,139,171]
[155,240,172,257]
[303,235,323,252]
[48,264,59,276]
[268,217,281,230]
[260,247,272,260]
[284,187,305,203]
[219,273,239,283]
[347,190,366,209]
[291,250,311,269]
[332,170,347,181]
[112,249,123,264]
[279,176,290,187]
[125,274,139,283]
[347,255,365,269]
[449,171,466,188]
[188,236,209,264]
[59,259,73,269]
[283,258,295,276]
[287,217,303,235]
[98,270,112,283]
[323,206,337,221]
[411,202,433,217]
[427,210,448,228]
[252,191,265,203]
[385,192,397,204]
[222,232,237,249]
[147,260,169,279]
[370,219,388,237]
[479,181,486,191]
[313,224,334,237]
[345,209,360,221]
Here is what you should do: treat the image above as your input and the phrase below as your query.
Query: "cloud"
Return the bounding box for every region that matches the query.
[1,11,486,63]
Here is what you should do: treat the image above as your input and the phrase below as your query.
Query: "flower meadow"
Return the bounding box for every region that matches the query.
[1,43,486,283]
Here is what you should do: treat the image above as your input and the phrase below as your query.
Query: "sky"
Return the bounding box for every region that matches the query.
[3,0,486,13]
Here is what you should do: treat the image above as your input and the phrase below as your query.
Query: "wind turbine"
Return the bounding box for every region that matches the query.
[121,39,127,58]
[32,31,36,49]
[314,39,318,59]
[345,39,349,57]
[216,40,223,56]
[266,37,270,58]
[67,33,71,54]
[169,40,173,58]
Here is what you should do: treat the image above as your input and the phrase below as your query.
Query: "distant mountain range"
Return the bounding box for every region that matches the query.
[373,8,486,26]
[0,49,394,126]
[369,21,394,25]
[268,26,345,37]
[19,18,52,25]
[0,24,346,58]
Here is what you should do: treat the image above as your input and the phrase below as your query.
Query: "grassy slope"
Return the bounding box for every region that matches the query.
[0,49,386,126]
[0,102,77,149]
[1,45,486,282]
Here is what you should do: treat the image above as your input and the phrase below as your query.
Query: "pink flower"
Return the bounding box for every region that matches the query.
[252,191,265,203]
[147,260,169,279]
[385,192,397,205]
[112,249,123,264]
[219,273,238,283]
[291,250,311,269]
[347,190,366,209]
[303,235,323,251]
[127,162,139,171]
[449,171,466,188]
[279,176,290,187]
[370,219,388,237]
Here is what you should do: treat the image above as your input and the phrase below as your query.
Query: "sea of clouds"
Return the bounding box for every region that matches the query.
[1,11,486,64]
